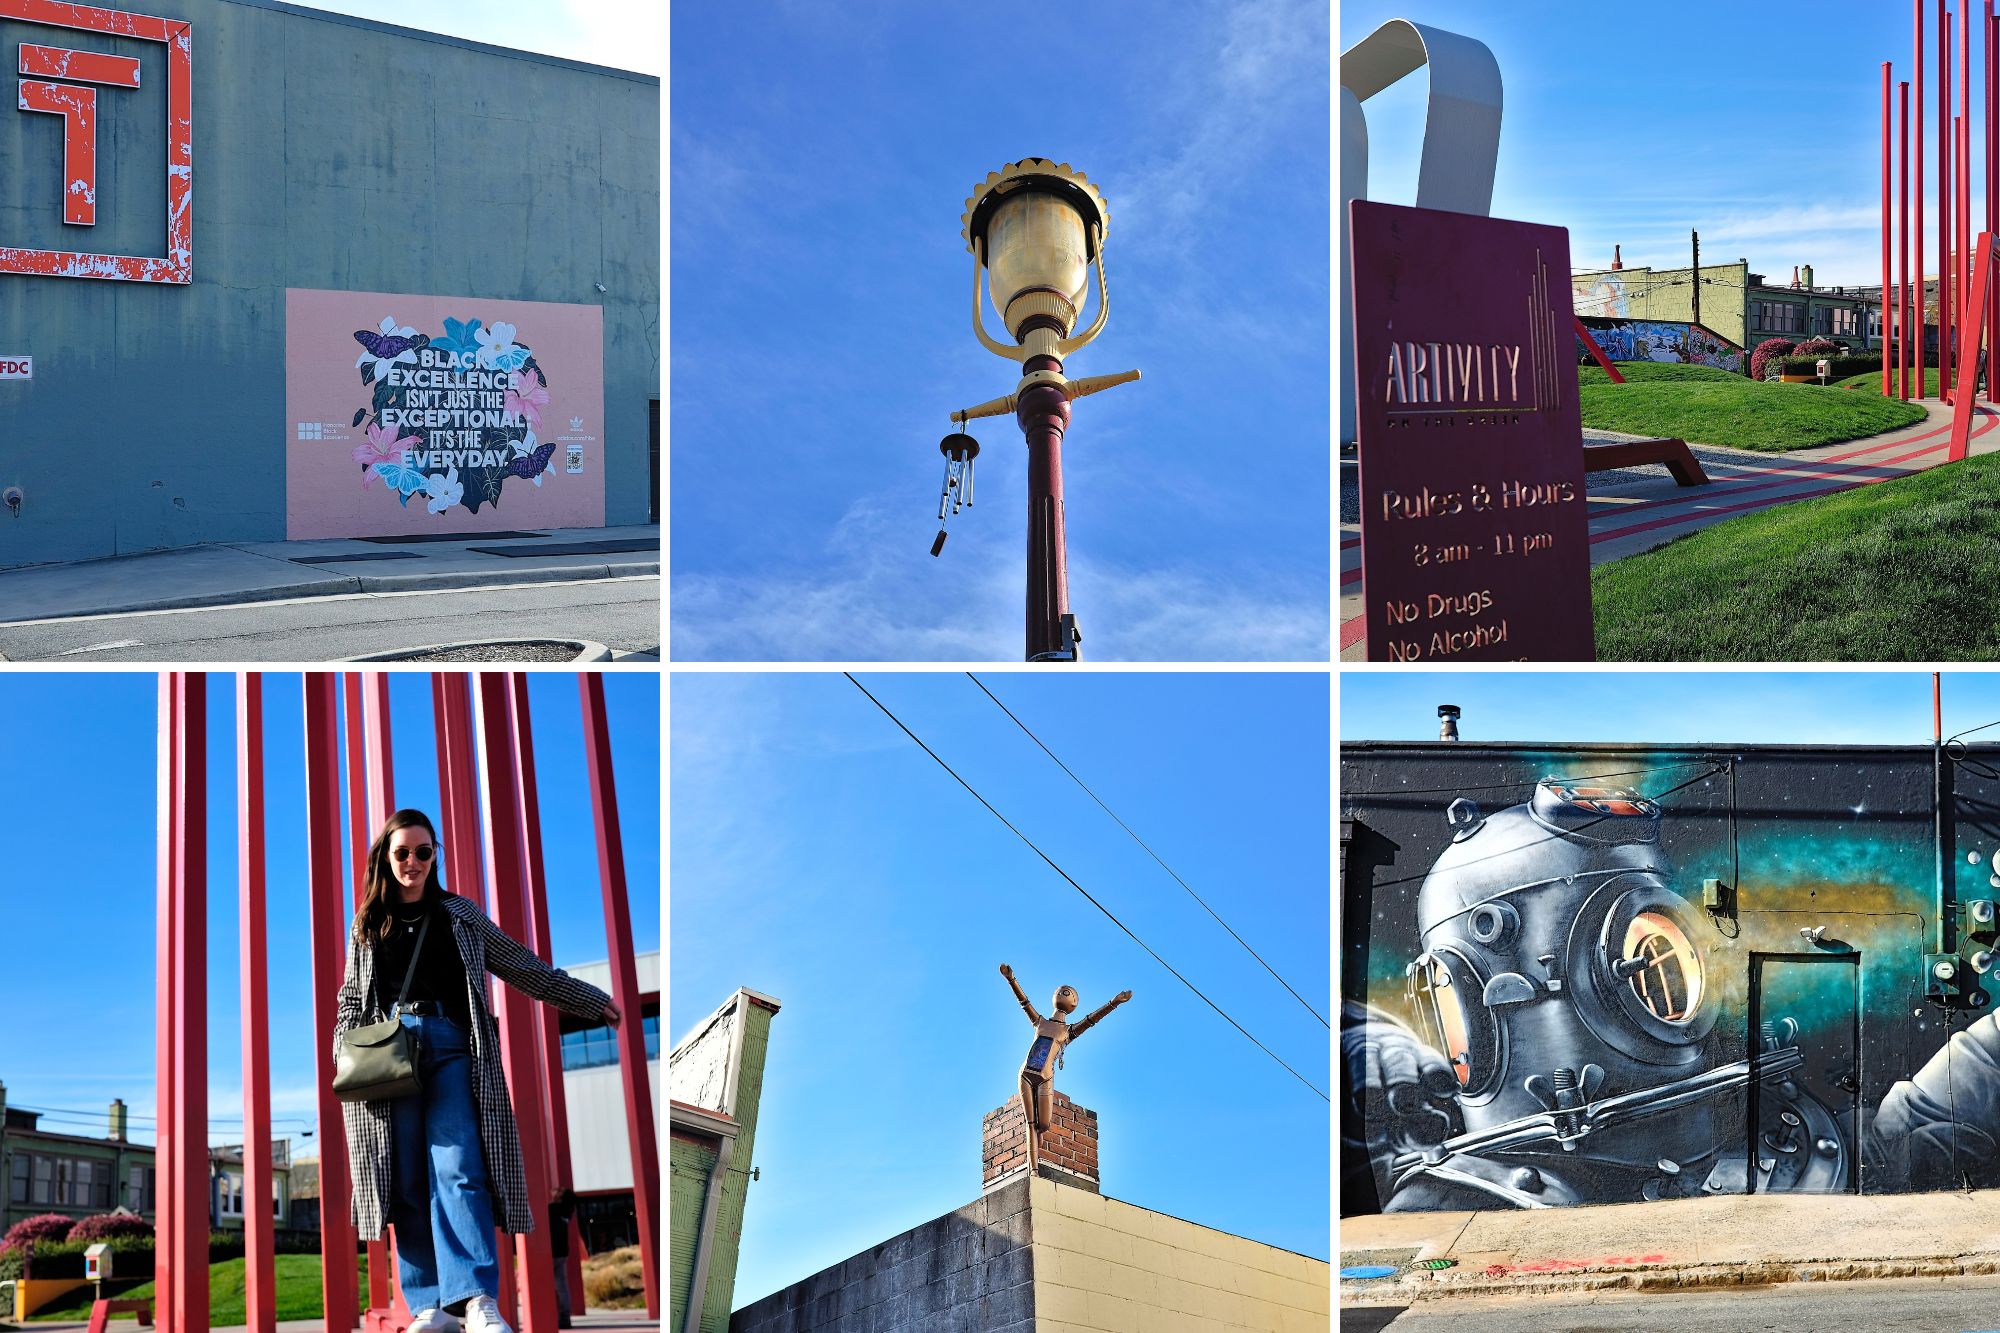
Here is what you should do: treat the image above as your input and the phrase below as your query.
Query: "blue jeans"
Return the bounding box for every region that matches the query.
[391,1014,499,1314]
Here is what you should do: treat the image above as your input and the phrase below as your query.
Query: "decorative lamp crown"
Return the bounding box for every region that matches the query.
[962,159,1113,362]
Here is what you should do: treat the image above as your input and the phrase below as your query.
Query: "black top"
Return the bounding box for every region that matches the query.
[373,889,471,1031]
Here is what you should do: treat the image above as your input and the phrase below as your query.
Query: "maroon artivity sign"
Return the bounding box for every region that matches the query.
[1349,200,1595,661]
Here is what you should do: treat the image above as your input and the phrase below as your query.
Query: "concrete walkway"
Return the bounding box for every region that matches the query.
[1341,1186,2000,1309]
[1338,400,2000,659]
[0,525,660,625]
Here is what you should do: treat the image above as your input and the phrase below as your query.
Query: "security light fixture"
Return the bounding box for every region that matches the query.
[931,158,1142,663]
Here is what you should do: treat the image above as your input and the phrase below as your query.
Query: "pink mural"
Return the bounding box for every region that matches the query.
[285,288,605,539]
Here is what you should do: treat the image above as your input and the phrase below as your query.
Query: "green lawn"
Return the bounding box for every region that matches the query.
[1592,450,2000,660]
[1579,361,1742,385]
[1835,367,1943,397]
[27,1254,369,1323]
[1577,372,1927,451]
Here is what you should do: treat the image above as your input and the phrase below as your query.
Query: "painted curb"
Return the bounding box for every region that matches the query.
[345,638,614,663]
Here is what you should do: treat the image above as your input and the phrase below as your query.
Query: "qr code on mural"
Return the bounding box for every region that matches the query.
[297,422,326,440]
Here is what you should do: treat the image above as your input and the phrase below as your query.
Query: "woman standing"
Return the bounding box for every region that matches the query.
[333,810,617,1333]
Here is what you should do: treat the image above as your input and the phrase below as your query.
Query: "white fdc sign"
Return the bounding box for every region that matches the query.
[0,358,30,380]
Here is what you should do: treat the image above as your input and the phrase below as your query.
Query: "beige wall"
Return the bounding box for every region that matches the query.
[1028,1177,1330,1332]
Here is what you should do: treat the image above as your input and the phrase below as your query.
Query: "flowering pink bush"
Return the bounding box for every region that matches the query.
[1791,337,1839,359]
[1,1212,77,1251]
[68,1213,152,1243]
[1750,338,1796,381]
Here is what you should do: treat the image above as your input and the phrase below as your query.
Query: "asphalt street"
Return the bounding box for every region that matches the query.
[1352,1274,2000,1331]
[0,575,660,661]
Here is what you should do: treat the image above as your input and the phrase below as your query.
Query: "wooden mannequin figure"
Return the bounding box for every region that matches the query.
[999,962,1132,1177]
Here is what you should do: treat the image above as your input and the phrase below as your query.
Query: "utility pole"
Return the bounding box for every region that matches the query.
[1691,228,1702,331]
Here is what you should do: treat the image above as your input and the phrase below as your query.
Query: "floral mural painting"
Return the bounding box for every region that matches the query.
[342,312,561,517]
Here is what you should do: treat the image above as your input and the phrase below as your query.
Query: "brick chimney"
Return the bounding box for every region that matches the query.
[982,1090,1099,1194]
[1791,265,1801,288]
[1610,244,1623,271]
[108,1098,126,1142]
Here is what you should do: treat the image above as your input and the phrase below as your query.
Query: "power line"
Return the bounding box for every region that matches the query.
[965,672,1329,1030]
[845,673,1328,1103]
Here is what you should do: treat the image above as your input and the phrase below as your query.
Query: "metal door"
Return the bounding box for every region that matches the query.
[1748,952,1860,1193]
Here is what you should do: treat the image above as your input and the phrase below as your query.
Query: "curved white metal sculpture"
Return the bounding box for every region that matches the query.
[1340,20,1504,443]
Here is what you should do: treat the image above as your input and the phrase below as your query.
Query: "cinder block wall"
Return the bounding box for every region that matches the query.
[728,1178,1035,1333]
[983,1091,1098,1190]
[1028,1177,1331,1333]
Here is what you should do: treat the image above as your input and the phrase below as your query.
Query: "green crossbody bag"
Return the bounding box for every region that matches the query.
[332,915,430,1102]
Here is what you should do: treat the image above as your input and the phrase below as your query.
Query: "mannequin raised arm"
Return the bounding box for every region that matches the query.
[1068,989,1133,1043]
[999,962,1042,1025]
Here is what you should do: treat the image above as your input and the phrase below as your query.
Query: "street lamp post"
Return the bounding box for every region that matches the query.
[934,158,1140,662]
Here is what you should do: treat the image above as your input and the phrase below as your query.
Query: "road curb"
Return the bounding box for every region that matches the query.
[1343,1252,2000,1306]
[0,561,659,625]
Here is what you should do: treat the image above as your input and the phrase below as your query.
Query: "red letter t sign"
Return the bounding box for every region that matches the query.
[17,43,142,227]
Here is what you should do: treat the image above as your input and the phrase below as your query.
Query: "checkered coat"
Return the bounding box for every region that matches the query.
[333,891,612,1240]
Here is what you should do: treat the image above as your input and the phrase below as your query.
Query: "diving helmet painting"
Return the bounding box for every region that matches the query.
[1376,779,1845,1210]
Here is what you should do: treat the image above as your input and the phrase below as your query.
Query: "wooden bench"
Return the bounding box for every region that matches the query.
[86,1298,152,1331]
[1583,436,1710,486]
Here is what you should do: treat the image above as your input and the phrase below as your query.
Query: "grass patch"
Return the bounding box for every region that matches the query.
[1593,450,2000,660]
[26,1253,369,1323]
[1577,376,1926,451]
[1835,367,1942,397]
[1578,361,1742,386]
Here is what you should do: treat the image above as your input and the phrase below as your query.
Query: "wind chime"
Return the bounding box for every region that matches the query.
[930,431,981,556]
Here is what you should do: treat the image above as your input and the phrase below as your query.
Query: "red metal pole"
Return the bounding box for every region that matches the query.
[153,676,179,1333]
[1887,60,1896,396]
[1020,353,1074,661]
[341,676,396,1321]
[1963,113,1974,385]
[238,675,275,1333]
[1906,78,1916,398]
[1920,0,1929,396]
[433,673,508,1318]
[363,673,395,822]
[161,673,209,1333]
[1943,3,1953,394]
[506,674,589,1315]
[306,674,360,1333]
[473,675,561,1333]
[1987,5,1997,398]
[578,673,661,1318]
[1965,2,1974,373]
[1949,228,1994,459]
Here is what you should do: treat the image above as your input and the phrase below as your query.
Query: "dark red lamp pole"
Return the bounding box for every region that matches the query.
[938,158,1140,662]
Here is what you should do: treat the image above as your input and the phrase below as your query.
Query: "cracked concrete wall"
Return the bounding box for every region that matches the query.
[0,0,658,568]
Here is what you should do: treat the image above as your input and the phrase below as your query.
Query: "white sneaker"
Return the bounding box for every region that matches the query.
[407,1313,460,1333]
[464,1295,515,1333]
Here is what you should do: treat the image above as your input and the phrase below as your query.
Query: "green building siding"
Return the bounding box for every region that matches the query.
[702,1002,772,1333]
[670,1136,718,1329]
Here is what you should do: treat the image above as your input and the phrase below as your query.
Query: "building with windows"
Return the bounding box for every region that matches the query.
[208,1140,292,1232]
[558,949,661,1255]
[0,0,659,570]
[1572,250,1884,364]
[0,1083,153,1233]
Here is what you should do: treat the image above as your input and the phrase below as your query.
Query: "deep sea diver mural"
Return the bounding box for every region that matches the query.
[1341,746,2000,1215]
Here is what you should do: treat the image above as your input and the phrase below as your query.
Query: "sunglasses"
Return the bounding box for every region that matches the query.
[392,845,437,864]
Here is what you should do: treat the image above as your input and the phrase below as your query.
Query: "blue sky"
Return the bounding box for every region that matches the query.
[669,1,1330,662]
[1343,3,1945,286]
[671,672,1330,1302]
[1339,670,2000,745]
[0,671,658,1159]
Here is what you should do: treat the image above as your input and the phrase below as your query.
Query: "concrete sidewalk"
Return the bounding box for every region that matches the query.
[1340,1188,2000,1308]
[0,526,660,625]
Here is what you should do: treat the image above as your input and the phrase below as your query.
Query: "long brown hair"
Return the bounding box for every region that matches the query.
[354,809,446,944]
